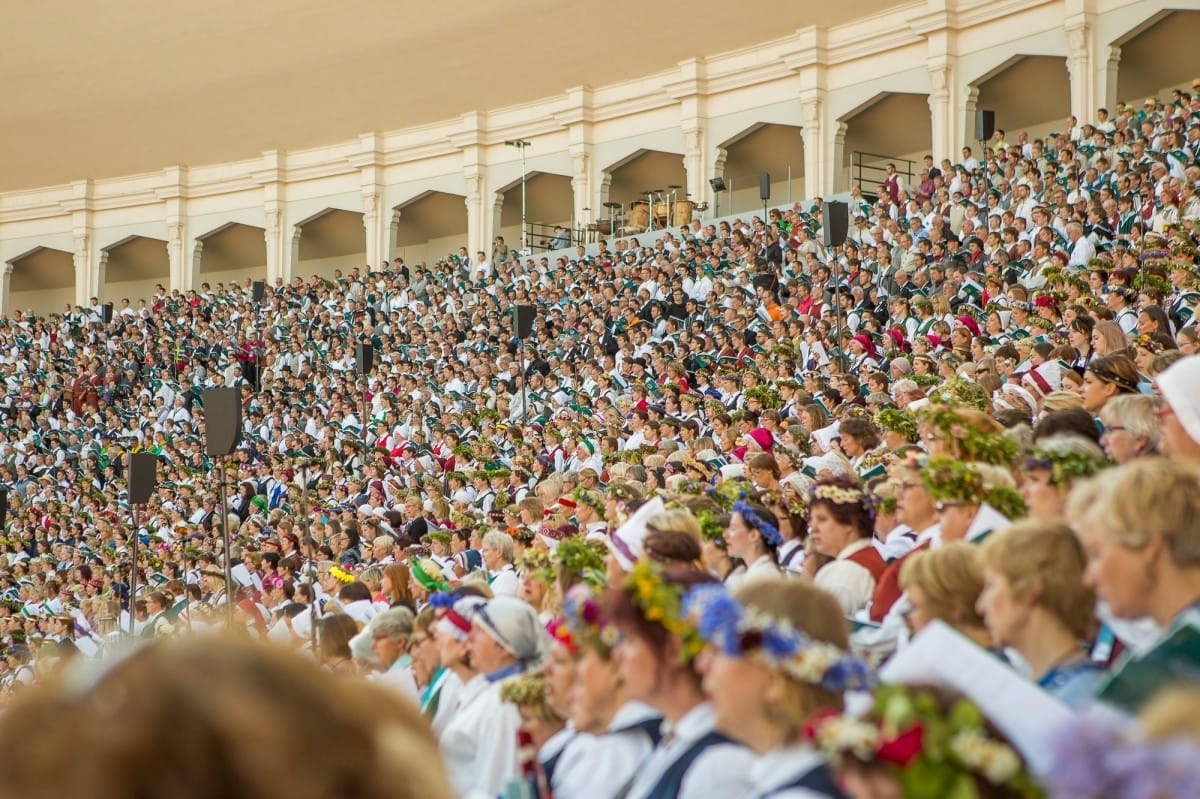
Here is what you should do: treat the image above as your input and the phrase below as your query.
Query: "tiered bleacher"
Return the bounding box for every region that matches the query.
[3,95,1200,798]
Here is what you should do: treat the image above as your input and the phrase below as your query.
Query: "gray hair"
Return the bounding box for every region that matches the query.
[481,530,515,563]
[368,607,415,642]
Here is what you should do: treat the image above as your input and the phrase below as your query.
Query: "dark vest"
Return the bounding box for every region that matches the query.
[643,731,734,799]
[762,763,848,798]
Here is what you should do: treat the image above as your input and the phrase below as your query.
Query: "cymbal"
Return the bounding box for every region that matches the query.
[667,184,682,189]
[646,189,664,194]
[603,202,622,209]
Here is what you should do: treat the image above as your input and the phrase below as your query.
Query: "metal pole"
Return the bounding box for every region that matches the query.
[128,503,138,636]
[787,165,792,206]
[517,305,529,425]
[298,463,319,657]
[219,460,234,625]
[520,146,528,256]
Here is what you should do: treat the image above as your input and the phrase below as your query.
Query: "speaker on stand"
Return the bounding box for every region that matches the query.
[202,387,241,622]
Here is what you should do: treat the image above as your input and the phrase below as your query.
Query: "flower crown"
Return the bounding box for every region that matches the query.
[805,685,1043,798]
[551,537,606,586]
[918,407,1021,466]
[684,584,872,692]
[921,457,1027,520]
[877,408,919,442]
[571,486,606,517]
[732,500,782,547]
[328,565,356,584]
[1023,446,1109,487]
[562,583,619,654]
[623,561,705,664]
[809,483,867,507]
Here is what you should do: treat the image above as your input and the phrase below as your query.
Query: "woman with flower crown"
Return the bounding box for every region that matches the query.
[808,684,1044,799]
[605,561,754,799]
[724,499,783,589]
[547,583,664,799]
[807,476,887,617]
[687,578,868,798]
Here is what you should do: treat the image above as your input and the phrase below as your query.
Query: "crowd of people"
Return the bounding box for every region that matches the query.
[3,93,1200,798]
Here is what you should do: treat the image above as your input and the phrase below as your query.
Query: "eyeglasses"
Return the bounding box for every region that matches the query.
[1102,425,1127,434]
[934,501,963,513]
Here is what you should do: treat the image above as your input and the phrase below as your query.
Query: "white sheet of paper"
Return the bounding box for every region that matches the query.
[878,620,1075,776]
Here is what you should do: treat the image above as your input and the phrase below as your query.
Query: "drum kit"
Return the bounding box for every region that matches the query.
[588,186,712,240]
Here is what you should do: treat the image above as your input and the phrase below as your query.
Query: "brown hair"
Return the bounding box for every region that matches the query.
[0,636,454,799]
[383,563,415,608]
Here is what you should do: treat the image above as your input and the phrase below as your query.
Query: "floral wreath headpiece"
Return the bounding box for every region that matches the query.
[328,565,356,584]
[1022,446,1109,487]
[806,479,883,515]
[732,500,783,547]
[562,583,619,654]
[683,583,872,692]
[804,684,1043,798]
[622,561,705,664]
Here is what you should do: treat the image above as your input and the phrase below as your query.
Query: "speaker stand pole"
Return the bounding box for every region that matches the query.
[128,503,138,636]
[219,458,234,625]
[833,247,846,373]
[297,462,319,658]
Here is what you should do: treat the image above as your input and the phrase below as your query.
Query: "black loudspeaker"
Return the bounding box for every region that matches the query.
[356,342,374,377]
[0,489,8,532]
[515,305,536,339]
[251,280,266,303]
[821,200,849,247]
[128,452,158,505]
[102,303,113,324]
[202,387,242,457]
[975,110,996,142]
[759,172,771,201]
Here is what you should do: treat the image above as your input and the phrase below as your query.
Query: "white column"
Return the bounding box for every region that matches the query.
[683,125,707,209]
[191,241,204,289]
[167,220,190,293]
[464,170,484,259]
[491,192,505,255]
[928,62,954,165]
[1100,45,1121,115]
[570,149,591,232]
[288,225,302,284]
[962,86,980,156]
[362,189,383,269]
[0,264,12,315]
[73,230,94,308]
[265,208,284,285]
[830,122,848,194]
[1066,22,1094,123]
[387,208,401,263]
[93,248,108,306]
[801,97,823,200]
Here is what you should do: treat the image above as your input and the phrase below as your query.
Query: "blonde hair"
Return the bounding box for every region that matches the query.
[733,579,848,736]
[978,519,1095,639]
[899,543,986,630]
[1041,390,1083,412]
[0,635,454,799]
[645,508,702,540]
[1067,458,1200,564]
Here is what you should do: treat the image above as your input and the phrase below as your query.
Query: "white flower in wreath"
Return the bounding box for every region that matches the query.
[813,717,879,760]
[949,729,1021,785]
[786,643,842,684]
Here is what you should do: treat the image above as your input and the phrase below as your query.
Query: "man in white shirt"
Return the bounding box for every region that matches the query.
[1066,221,1096,270]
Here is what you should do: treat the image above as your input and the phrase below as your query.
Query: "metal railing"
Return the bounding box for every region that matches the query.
[850,152,916,192]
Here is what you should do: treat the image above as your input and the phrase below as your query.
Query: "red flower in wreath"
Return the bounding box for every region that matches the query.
[876,724,925,767]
